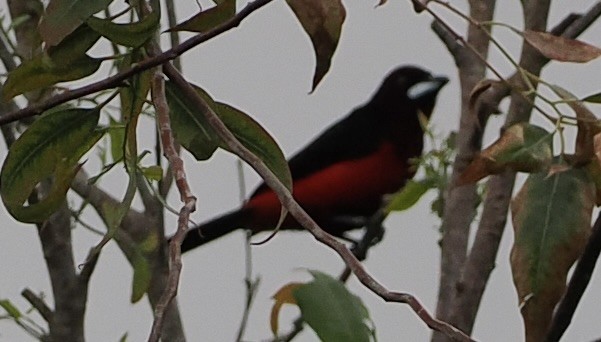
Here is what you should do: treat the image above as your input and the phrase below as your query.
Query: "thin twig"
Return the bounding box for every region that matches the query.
[165,0,182,71]
[235,160,260,342]
[21,289,53,323]
[147,72,197,342]
[158,0,184,198]
[162,62,474,342]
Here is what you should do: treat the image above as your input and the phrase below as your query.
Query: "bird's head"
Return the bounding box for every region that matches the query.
[372,66,448,118]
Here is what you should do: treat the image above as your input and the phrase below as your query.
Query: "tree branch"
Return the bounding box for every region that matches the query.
[21,288,53,323]
[147,71,196,342]
[448,2,601,337]
[431,2,495,340]
[36,199,87,341]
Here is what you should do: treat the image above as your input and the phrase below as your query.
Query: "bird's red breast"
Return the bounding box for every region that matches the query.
[245,141,410,231]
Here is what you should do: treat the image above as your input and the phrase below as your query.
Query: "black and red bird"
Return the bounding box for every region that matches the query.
[180,66,448,253]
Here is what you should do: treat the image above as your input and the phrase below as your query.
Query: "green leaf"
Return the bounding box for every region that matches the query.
[165,81,292,190]
[510,165,595,341]
[386,179,435,212]
[293,271,374,342]
[215,102,292,191]
[47,24,102,63]
[3,25,102,100]
[582,92,601,103]
[108,117,125,163]
[165,82,220,160]
[38,0,114,46]
[141,165,163,182]
[0,299,22,319]
[585,159,601,205]
[102,201,122,229]
[130,253,151,303]
[286,0,346,91]
[87,10,160,47]
[119,50,152,122]
[167,0,235,33]
[128,233,158,303]
[1,108,103,223]
[3,56,101,100]
[138,231,160,253]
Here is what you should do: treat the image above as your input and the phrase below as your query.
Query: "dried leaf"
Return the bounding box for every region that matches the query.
[270,282,302,335]
[523,30,601,63]
[468,79,494,111]
[286,0,346,91]
[458,123,553,184]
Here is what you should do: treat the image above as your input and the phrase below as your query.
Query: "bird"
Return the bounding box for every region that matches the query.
[179,65,448,253]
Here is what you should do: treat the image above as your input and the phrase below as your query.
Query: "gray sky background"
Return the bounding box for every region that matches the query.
[1,0,601,341]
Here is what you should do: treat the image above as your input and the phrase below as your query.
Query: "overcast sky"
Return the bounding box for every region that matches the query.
[1,0,601,341]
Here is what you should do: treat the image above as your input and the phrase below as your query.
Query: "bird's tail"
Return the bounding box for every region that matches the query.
[179,209,251,253]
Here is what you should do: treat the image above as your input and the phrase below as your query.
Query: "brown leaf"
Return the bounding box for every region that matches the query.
[286,0,346,91]
[457,156,488,186]
[270,282,303,336]
[469,79,492,109]
[511,168,594,341]
[458,123,553,185]
[523,30,601,63]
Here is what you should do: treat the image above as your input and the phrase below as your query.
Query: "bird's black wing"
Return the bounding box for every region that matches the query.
[250,105,382,197]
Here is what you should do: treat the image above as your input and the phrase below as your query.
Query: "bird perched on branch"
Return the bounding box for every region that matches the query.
[179,66,448,253]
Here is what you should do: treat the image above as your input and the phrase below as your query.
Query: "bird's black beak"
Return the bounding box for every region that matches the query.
[407,75,449,101]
